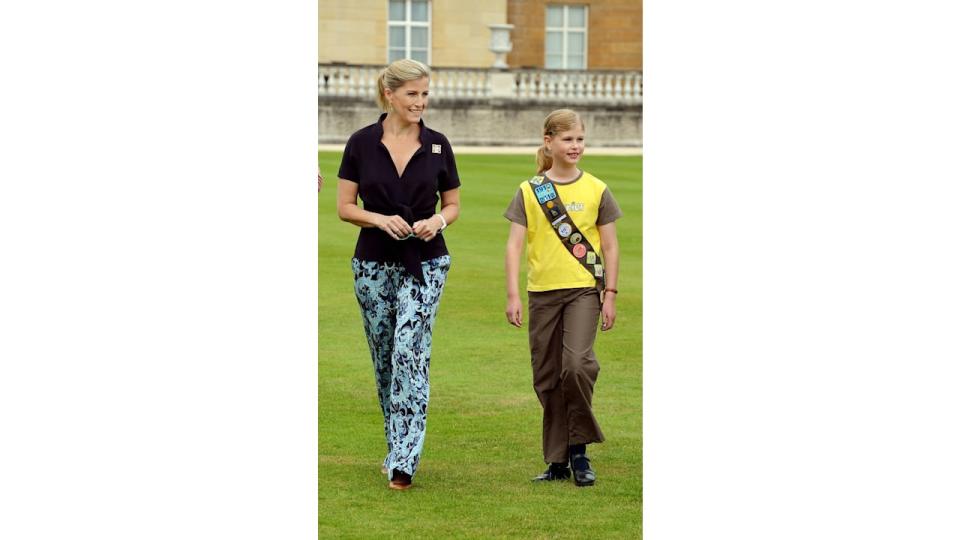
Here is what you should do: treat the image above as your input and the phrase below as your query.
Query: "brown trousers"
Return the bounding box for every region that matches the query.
[528,287,606,463]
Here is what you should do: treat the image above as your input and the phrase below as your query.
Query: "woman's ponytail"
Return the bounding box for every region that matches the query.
[375,70,389,111]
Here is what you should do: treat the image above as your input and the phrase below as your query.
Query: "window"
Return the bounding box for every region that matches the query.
[545,5,587,69]
[388,0,430,65]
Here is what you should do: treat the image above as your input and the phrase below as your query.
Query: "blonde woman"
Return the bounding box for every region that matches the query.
[336,59,461,491]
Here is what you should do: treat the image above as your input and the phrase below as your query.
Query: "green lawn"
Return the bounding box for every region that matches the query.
[319,151,642,539]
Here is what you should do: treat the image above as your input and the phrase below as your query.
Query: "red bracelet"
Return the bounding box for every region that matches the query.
[604,288,618,294]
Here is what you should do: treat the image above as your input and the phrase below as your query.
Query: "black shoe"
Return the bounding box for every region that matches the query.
[532,463,571,482]
[569,453,596,487]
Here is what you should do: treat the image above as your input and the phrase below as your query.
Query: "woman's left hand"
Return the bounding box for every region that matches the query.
[412,215,443,241]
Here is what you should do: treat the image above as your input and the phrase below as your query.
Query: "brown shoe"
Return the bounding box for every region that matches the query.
[388,470,412,490]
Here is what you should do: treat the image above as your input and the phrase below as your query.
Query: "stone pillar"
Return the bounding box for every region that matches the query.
[490,71,516,98]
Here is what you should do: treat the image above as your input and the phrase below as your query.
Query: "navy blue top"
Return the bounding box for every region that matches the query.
[338,113,460,282]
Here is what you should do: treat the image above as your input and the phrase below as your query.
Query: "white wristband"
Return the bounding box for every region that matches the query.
[435,213,447,231]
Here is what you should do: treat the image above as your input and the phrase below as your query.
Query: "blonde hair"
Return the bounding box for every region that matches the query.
[536,109,585,174]
[376,59,431,111]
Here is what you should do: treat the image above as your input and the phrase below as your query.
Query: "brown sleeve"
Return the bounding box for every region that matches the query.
[503,188,527,226]
[597,188,624,225]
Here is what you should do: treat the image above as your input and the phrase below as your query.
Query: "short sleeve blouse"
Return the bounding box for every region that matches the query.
[338,113,460,282]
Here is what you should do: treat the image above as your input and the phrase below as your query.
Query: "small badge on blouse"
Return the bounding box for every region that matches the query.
[432,144,441,154]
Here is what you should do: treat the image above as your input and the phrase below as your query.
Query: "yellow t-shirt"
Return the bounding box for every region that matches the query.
[504,171,622,292]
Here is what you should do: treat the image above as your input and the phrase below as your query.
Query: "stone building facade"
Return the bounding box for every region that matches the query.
[319,0,642,147]
[319,0,509,68]
[507,0,642,70]
[320,0,642,70]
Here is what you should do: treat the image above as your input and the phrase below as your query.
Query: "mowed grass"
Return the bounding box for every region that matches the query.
[319,151,642,539]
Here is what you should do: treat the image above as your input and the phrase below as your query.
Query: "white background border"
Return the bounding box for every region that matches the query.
[645,0,960,538]
[3,0,960,538]
[1,1,318,538]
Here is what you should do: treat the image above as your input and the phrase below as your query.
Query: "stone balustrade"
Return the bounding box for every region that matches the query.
[319,63,641,105]
[512,69,642,104]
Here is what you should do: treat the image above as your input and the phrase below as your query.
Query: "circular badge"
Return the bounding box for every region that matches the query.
[546,201,554,209]
[572,243,587,258]
[558,223,572,238]
[569,232,582,244]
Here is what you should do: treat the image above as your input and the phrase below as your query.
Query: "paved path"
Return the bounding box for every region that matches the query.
[318,144,641,156]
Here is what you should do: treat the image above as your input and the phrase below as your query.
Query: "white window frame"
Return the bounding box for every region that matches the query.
[387,0,432,66]
[545,4,588,70]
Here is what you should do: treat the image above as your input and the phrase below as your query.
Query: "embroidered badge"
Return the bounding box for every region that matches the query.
[573,243,587,258]
[569,232,582,244]
[534,183,558,204]
[529,175,544,186]
[594,264,604,277]
[558,223,572,238]
[432,144,441,154]
[586,251,596,264]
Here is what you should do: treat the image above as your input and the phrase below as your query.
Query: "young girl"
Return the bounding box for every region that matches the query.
[503,109,622,487]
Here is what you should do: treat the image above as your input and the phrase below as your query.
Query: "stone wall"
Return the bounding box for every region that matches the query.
[318,1,386,65]
[431,0,508,68]
[319,96,642,147]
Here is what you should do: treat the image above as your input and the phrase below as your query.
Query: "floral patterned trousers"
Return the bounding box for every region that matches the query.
[352,256,450,480]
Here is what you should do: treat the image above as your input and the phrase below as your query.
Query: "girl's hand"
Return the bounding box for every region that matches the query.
[505,296,523,327]
[601,294,616,331]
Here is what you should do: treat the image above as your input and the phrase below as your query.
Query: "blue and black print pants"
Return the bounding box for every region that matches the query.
[352,255,450,480]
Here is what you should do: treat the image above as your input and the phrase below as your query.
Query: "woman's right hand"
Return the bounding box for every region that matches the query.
[376,214,414,240]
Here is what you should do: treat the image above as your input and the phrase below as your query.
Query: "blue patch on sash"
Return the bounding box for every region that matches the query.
[534,183,558,204]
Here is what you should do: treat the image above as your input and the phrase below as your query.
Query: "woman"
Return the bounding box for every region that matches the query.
[504,109,622,487]
[336,59,461,491]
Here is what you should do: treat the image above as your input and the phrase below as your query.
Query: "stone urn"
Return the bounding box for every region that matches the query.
[488,24,515,69]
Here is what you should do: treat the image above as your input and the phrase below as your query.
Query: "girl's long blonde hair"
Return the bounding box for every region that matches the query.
[375,59,431,111]
[536,109,584,174]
